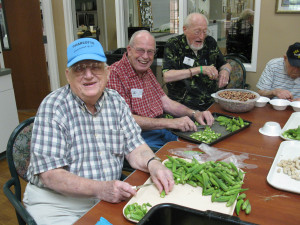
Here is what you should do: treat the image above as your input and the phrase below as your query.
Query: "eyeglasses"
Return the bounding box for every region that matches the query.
[192,29,210,36]
[131,46,157,57]
[71,62,105,76]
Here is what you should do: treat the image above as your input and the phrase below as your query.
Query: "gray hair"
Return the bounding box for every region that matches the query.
[183,13,208,28]
[128,30,156,49]
[239,9,254,21]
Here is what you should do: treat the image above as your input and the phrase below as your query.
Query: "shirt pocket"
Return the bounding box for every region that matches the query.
[99,129,125,157]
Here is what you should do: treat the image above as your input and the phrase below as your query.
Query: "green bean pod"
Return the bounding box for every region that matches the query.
[236,199,244,216]
[245,201,251,214]
[242,199,249,210]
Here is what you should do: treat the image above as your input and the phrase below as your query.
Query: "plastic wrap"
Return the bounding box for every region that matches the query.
[168,143,257,169]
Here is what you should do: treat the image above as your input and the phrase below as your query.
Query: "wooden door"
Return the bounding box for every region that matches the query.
[2,0,50,110]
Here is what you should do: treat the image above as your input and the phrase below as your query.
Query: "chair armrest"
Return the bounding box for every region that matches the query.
[3,178,37,225]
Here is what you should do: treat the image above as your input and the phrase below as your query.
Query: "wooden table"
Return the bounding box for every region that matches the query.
[74,104,300,225]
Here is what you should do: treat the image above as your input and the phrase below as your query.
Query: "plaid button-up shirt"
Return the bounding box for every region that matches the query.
[107,53,166,118]
[27,85,144,187]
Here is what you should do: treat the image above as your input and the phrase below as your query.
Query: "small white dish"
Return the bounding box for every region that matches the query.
[255,96,270,107]
[269,99,290,110]
[259,121,282,136]
[290,101,300,112]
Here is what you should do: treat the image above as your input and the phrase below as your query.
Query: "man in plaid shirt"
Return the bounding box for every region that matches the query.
[23,38,174,225]
[107,30,214,151]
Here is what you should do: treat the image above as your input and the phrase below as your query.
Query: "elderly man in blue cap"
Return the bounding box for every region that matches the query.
[23,38,174,225]
[257,42,300,101]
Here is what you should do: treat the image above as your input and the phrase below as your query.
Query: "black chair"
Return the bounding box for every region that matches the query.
[225,55,250,89]
[225,53,250,63]
[3,117,37,225]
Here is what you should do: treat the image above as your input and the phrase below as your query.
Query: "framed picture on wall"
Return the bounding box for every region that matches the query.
[276,0,300,13]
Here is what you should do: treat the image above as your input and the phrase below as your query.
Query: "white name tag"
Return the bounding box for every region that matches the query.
[131,89,143,98]
[183,56,195,67]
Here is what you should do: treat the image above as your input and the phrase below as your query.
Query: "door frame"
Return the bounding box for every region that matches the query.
[63,0,108,50]
[41,0,60,91]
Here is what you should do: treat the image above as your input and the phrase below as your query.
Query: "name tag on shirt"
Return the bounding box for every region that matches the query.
[131,89,143,98]
[183,56,195,67]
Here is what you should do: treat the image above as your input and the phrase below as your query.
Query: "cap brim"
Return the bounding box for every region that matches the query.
[288,58,300,67]
[67,53,107,67]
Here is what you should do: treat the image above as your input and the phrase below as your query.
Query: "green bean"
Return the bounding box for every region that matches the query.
[235,199,244,216]
[237,193,246,200]
[214,195,233,202]
[245,201,251,214]
[226,193,238,207]
[242,199,249,210]
[187,180,197,187]
[223,188,248,196]
[160,190,166,198]
[125,202,152,221]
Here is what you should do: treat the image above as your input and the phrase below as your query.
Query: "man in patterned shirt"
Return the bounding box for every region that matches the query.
[256,42,300,101]
[23,38,174,225]
[107,30,214,151]
[162,13,231,111]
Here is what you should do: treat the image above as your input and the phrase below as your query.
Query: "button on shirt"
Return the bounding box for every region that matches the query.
[256,58,300,99]
[107,53,166,118]
[27,85,144,187]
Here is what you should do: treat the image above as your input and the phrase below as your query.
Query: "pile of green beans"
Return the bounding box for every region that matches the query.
[216,116,249,132]
[124,202,152,221]
[164,156,251,215]
[190,126,222,144]
[282,126,300,140]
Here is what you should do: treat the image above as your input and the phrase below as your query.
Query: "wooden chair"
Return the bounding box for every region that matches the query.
[3,117,37,225]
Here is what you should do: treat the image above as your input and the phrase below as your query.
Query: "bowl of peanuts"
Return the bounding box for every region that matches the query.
[215,89,260,113]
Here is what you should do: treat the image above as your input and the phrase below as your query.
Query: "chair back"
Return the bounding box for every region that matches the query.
[225,55,247,89]
[3,116,37,225]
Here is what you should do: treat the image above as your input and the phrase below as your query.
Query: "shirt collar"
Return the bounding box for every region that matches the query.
[68,84,106,115]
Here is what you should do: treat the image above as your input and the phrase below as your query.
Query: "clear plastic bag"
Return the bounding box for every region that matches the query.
[168,143,257,169]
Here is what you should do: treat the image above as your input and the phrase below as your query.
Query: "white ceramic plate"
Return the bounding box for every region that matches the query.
[280,112,300,141]
[123,159,240,223]
[267,141,300,194]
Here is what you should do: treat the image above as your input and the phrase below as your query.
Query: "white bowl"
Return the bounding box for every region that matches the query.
[269,99,290,110]
[255,96,270,107]
[259,121,282,136]
[290,101,300,112]
[211,93,218,103]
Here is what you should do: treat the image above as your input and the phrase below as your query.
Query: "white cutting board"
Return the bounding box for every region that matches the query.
[125,177,236,215]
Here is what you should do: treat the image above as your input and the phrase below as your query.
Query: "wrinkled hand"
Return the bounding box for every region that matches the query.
[98,180,136,203]
[169,116,197,132]
[274,89,293,100]
[194,111,214,126]
[218,70,230,88]
[148,160,174,195]
[203,65,219,80]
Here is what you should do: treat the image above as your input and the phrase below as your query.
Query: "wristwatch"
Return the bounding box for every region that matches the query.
[191,110,200,120]
[147,156,162,168]
[221,67,231,74]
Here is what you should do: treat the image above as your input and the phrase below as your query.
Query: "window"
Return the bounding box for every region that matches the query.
[116,0,260,71]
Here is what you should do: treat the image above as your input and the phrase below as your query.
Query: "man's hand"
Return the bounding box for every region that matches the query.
[273,89,293,100]
[166,116,197,132]
[293,97,300,101]
[147,160,174,195]
[98,180,137,203]
[194,110,214,126]
[202,65,219,80]
[218,70,230,88]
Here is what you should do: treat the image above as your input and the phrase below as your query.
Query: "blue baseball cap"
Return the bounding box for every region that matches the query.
[67,38,107,67]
